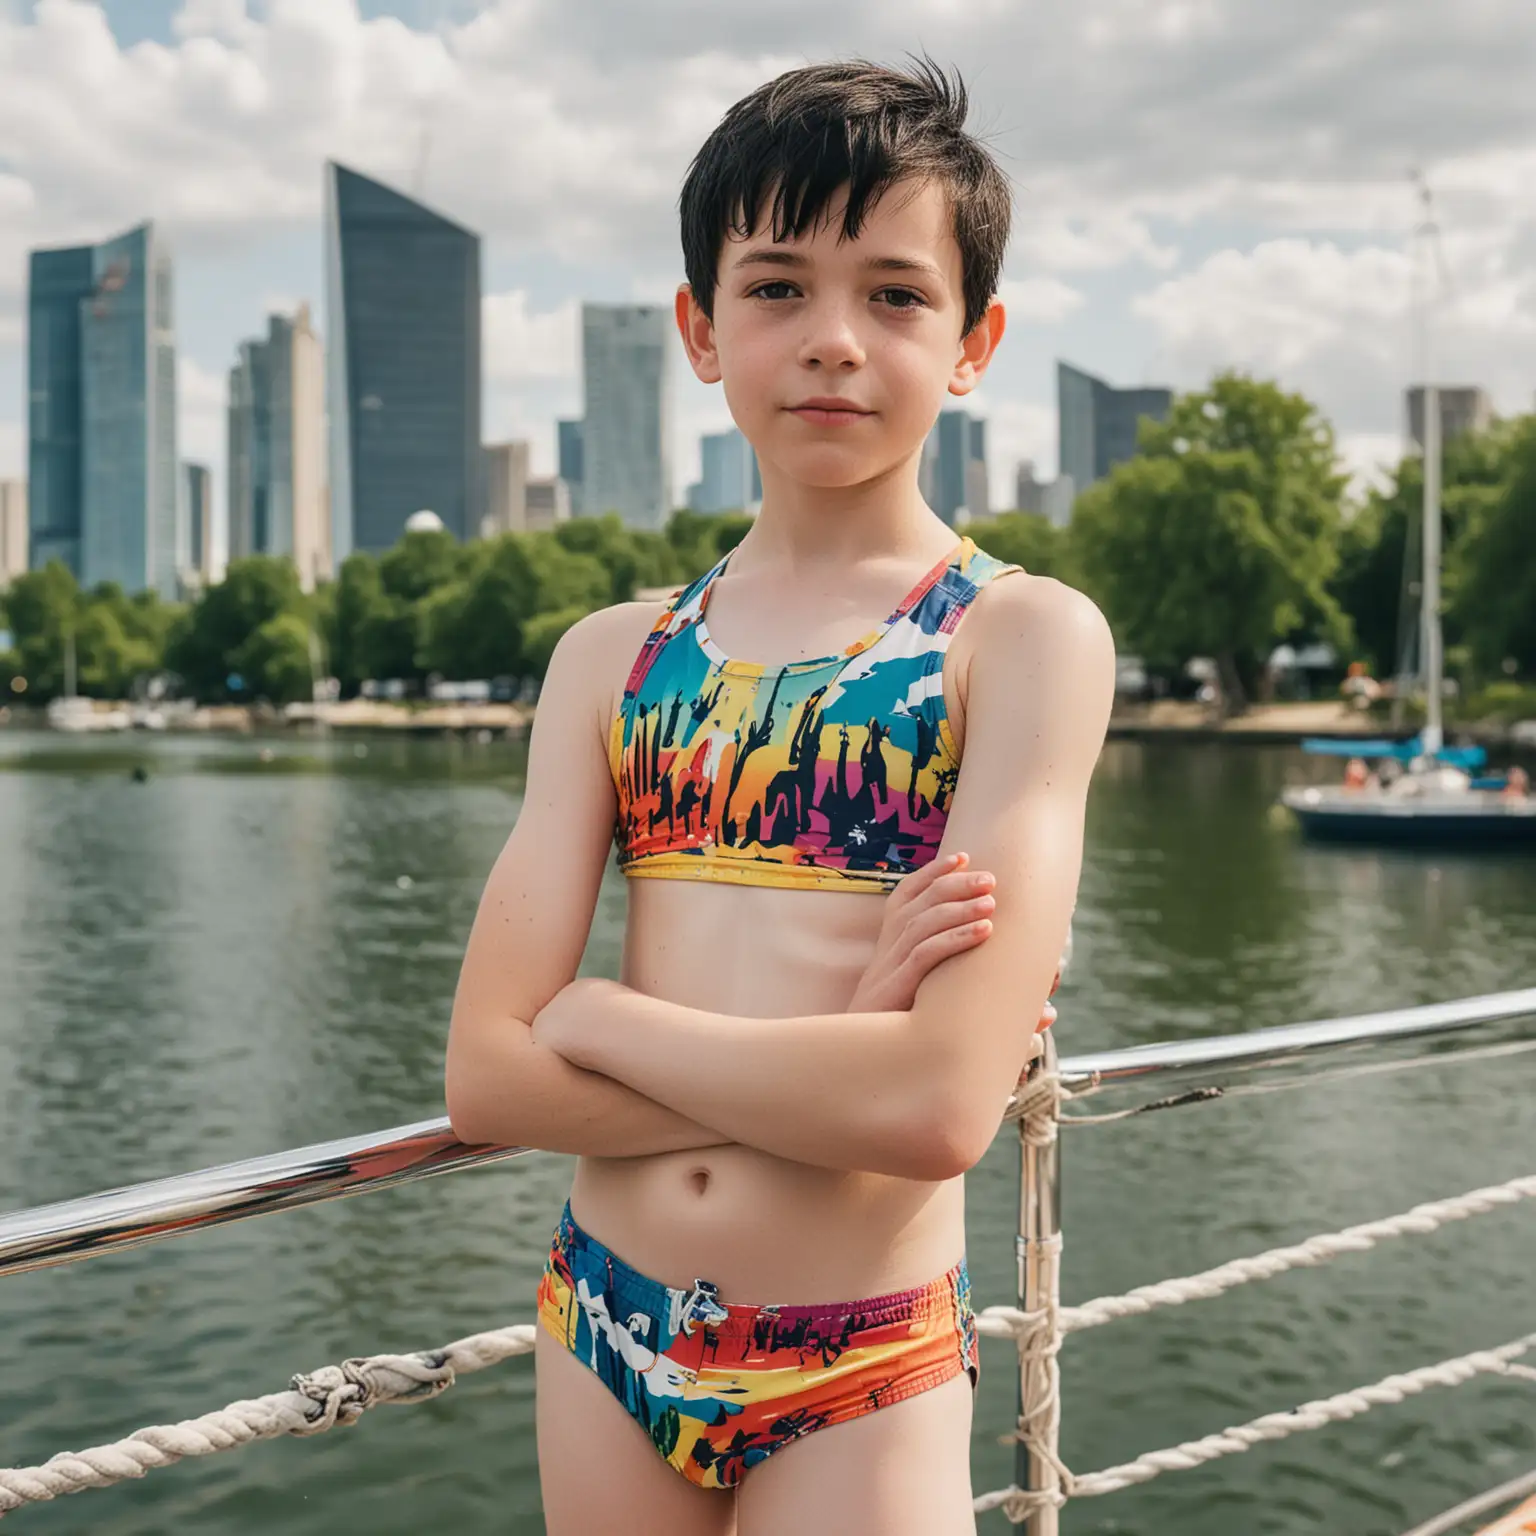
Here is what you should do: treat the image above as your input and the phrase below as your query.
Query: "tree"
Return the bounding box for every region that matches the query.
[554,514,680,603]
[234,612,316,705]
[1071,373,1349,710]
[665,510,754,579]
[166,556,306,700]
[2,562,80,698]
[1333,423,1510,676]
[522,605,590,682]
[969,512,1077,585]
[1451,416,1536,678]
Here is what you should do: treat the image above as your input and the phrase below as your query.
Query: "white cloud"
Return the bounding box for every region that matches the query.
[482,291,578,384]
[1337,432,1402,499]
[1133,240,1413,374]
[997,276,1086,326]
[1130,236,1536,431]
[1011,210,1178,274]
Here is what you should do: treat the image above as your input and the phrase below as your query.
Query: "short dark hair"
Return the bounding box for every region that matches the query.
[680,58,1011,337]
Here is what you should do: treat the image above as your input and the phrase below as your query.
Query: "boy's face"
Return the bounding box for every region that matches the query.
[677,179,1003,494]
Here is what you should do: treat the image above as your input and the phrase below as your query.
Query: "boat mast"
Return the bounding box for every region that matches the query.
[1411,173,1444,757]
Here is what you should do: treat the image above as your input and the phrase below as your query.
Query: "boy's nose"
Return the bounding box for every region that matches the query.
[797,310,866,371]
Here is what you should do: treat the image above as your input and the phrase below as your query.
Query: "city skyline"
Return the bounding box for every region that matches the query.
[5,3,1534,552]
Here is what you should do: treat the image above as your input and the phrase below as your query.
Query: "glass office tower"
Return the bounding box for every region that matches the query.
[27,221,178,595]
[324,162,482,559]
[1057,361,1172,496]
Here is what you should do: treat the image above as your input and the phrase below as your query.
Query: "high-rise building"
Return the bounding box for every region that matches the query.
[325,162,481,559]
[923,409,988,526]
[557,418,585,514]
[27,222,179,596]
[1015,461,1045,516]
[0,481,27,585]
[481,440,531,536]
[687,428,760,514]
[1406,386,1495,450]
[182,462,213,585]
[1057,361,1171,495]
[227,305,328,587]
[525,476,572,532]
[581,304,669,528]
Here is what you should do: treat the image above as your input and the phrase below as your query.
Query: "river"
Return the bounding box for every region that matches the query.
[0,731,1531,1534]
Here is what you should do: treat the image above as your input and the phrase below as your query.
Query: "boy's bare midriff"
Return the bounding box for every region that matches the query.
[566,606,973,1305]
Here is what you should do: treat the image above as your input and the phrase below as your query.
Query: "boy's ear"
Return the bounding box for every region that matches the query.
[948,296,1006,398]
[676,284,722,384]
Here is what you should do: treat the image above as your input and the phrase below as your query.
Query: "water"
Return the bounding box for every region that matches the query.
[0,731,1532,1535]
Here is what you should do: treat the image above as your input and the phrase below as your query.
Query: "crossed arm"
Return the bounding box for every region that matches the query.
[444,578,1115,1179]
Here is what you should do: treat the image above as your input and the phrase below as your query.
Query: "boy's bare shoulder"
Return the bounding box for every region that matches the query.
[551,593,680,715]
[960,570,1114,676]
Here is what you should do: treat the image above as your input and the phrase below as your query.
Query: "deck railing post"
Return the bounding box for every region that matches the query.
[1015,1034,1063,1533]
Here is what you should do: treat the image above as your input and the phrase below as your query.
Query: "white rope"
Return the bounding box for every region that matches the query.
[0,1325,535,1517]
[972,1330,1536,1520]
[974,1171,1536,1341]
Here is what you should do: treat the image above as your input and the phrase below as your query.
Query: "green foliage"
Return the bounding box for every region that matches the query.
[968,512,1076,585]
[1448,417,1536,678]
[233,612,316,706]
[167,556,308,700]
[522,605,590,682]
[1070,373,1349,707]
[4,562,81,697]
[554,514,681,603]
[1333,423,1509,675]
[665,510,755,579]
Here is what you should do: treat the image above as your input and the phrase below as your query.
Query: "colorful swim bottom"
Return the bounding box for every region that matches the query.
[535,1202,978,1490]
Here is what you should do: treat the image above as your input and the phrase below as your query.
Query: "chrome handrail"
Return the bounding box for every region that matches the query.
[1,987,1532,1282]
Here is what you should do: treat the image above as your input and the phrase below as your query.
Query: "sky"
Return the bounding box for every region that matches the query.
[1,0,1534,539]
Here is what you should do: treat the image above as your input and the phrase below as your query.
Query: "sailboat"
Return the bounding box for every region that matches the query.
[1282,181,1535,847]
[1281,377,1535,846]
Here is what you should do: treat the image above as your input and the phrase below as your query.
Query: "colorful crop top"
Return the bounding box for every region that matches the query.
[608,537,1023,892]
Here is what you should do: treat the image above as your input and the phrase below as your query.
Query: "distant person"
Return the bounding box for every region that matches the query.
[444,59,1112,1535]
[1503,765,1530,800]
[1344,756,1371,790]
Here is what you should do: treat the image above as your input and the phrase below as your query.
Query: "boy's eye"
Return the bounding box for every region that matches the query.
[749,281,799,301]
[875,287,927,311]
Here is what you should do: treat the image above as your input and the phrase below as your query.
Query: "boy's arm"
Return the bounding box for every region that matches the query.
[534,577,1115,1179]
[443,606,732,1157]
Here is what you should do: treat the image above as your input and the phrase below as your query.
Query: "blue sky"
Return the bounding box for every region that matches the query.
[2,0,1534,540]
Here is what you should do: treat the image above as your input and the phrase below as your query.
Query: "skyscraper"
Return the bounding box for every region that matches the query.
[0,481,27,585]
[581,304,670,528]
[325,162,481,559]
[557,418,585,514]
[1405,386,1495,450]
[182,462,214,585]
[923,409,988,526]
[227,305,328,586]
[1057,361,1172,496]
[688,427,760,514]
[481,440,531,535]
[27,222,179,596]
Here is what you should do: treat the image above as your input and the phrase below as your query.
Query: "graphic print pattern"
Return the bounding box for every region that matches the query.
[536,1204,978,1490]
[609,537,1022,890]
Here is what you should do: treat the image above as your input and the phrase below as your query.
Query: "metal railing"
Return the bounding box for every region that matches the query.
[1,986,1533,1530]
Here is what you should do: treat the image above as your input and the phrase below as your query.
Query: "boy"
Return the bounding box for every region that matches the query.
[446,57,1113,1534]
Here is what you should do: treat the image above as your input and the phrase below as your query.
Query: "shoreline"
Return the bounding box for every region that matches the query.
[3,697,1533,750]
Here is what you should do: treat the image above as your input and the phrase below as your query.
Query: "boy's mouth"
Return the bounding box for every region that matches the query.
[787,398,875,426]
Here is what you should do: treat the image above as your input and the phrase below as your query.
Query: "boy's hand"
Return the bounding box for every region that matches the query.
[849,852,998,1014]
